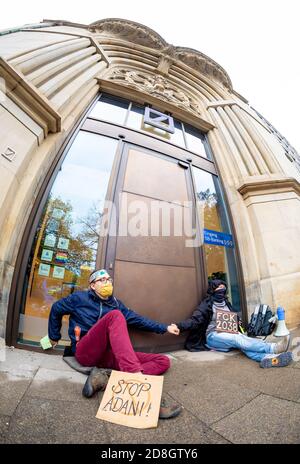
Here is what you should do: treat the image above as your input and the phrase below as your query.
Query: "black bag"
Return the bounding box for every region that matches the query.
[247,304,276,337]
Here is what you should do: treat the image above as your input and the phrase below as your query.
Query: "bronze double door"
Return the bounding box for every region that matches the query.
[104,141,204,352]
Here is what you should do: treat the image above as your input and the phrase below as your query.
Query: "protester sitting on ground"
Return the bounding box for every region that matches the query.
[176,279,293,368]
[48,268,182,419]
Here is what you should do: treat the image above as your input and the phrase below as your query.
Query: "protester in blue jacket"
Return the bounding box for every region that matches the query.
[48,268,181,419]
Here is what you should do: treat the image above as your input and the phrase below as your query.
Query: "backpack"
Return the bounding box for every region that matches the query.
[247,304,276,337]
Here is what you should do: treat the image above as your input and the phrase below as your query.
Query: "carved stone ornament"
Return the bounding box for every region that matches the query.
[107,68,202,116]
[89,19,232,89]
[89,18,167,50]
[175,48,232,89]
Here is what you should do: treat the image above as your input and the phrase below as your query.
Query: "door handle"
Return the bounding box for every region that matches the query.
[178,161,189,169]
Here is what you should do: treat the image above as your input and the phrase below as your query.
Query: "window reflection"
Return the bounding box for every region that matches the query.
[19,132,118,346]
[184,124,207,158]
[89,94,129,125]
[193,167,240,308]
[89,95,210,156]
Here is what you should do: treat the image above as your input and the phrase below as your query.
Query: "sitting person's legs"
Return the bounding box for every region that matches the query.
[206,331,293,366]
[79,313,179,418]
[135,352,170,375]
[93,349,170,376]
[206,331,275,361]
[75,310,142,373]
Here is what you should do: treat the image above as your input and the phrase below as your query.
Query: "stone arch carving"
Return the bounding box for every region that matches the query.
[174,47,232,90]
[90,18,232,90]
[105,67,203,117]
[89,18,167,50]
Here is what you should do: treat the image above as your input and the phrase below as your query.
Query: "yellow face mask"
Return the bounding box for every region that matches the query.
[99,283,113,298]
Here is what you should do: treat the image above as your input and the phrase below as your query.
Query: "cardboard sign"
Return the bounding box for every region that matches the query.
[215,310,239,334]
[96,370,163,429]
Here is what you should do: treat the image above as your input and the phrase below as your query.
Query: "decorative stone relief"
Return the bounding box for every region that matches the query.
[175,48,232,90]
[89,19,232,90]
[89,19,167,50]
[107,68,202,116]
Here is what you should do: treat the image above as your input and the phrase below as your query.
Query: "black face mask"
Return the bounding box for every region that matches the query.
[213,289,226,303]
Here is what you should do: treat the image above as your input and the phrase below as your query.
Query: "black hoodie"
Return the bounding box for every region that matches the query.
[177,279,238,351]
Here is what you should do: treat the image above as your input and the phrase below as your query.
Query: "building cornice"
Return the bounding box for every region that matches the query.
[0,57,61,135]
[238,175,300,199]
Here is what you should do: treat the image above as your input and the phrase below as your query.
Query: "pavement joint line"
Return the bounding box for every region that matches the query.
[208,392,262,427]
[5,366,39,432]
[165,391,233,444]
[208,389,300,429]
[254,391,300,405]
[23,393,95,404]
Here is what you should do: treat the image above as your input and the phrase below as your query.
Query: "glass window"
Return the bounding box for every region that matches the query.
[184,124,207,158]
[127,105,185,147]
[18,132,118,347]
[193,167,241,309]
[88,94,129,125]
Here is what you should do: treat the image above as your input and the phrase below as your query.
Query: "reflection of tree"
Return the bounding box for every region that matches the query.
[197,188,217,205]
[43,196,94,274]
[197,188,225,279]
[77,203,103,255]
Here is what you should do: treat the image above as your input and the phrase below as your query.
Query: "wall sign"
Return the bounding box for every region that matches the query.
[203,229,234,248]
[57,237,69,250]
[41,249,54,262]
[44,234,56,248]
[1,147,16,162]
[38,263,51,277]
[53,266,65,279]
[46,219,59,233]
[144,107,175,134]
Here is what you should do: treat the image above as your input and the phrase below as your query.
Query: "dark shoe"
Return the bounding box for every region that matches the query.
[274,335,291,354]
[82,367,111,398]
[159,396,182,419]
[260,351,293,368]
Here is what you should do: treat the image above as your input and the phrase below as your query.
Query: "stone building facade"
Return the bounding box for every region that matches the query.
[0,18,299,352]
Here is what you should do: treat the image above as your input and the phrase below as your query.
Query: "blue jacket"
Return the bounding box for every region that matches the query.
[48,290,168,353]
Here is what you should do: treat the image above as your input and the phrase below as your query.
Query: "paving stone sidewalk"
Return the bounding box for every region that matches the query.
[1,328,300,444]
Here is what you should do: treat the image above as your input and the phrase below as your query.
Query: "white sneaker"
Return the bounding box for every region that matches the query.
[274,335,291,354]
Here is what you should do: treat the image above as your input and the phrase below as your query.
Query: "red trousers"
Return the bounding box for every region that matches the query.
[75,310,170,375]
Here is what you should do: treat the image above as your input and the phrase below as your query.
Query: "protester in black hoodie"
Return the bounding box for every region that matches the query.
[176,279,293,368]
